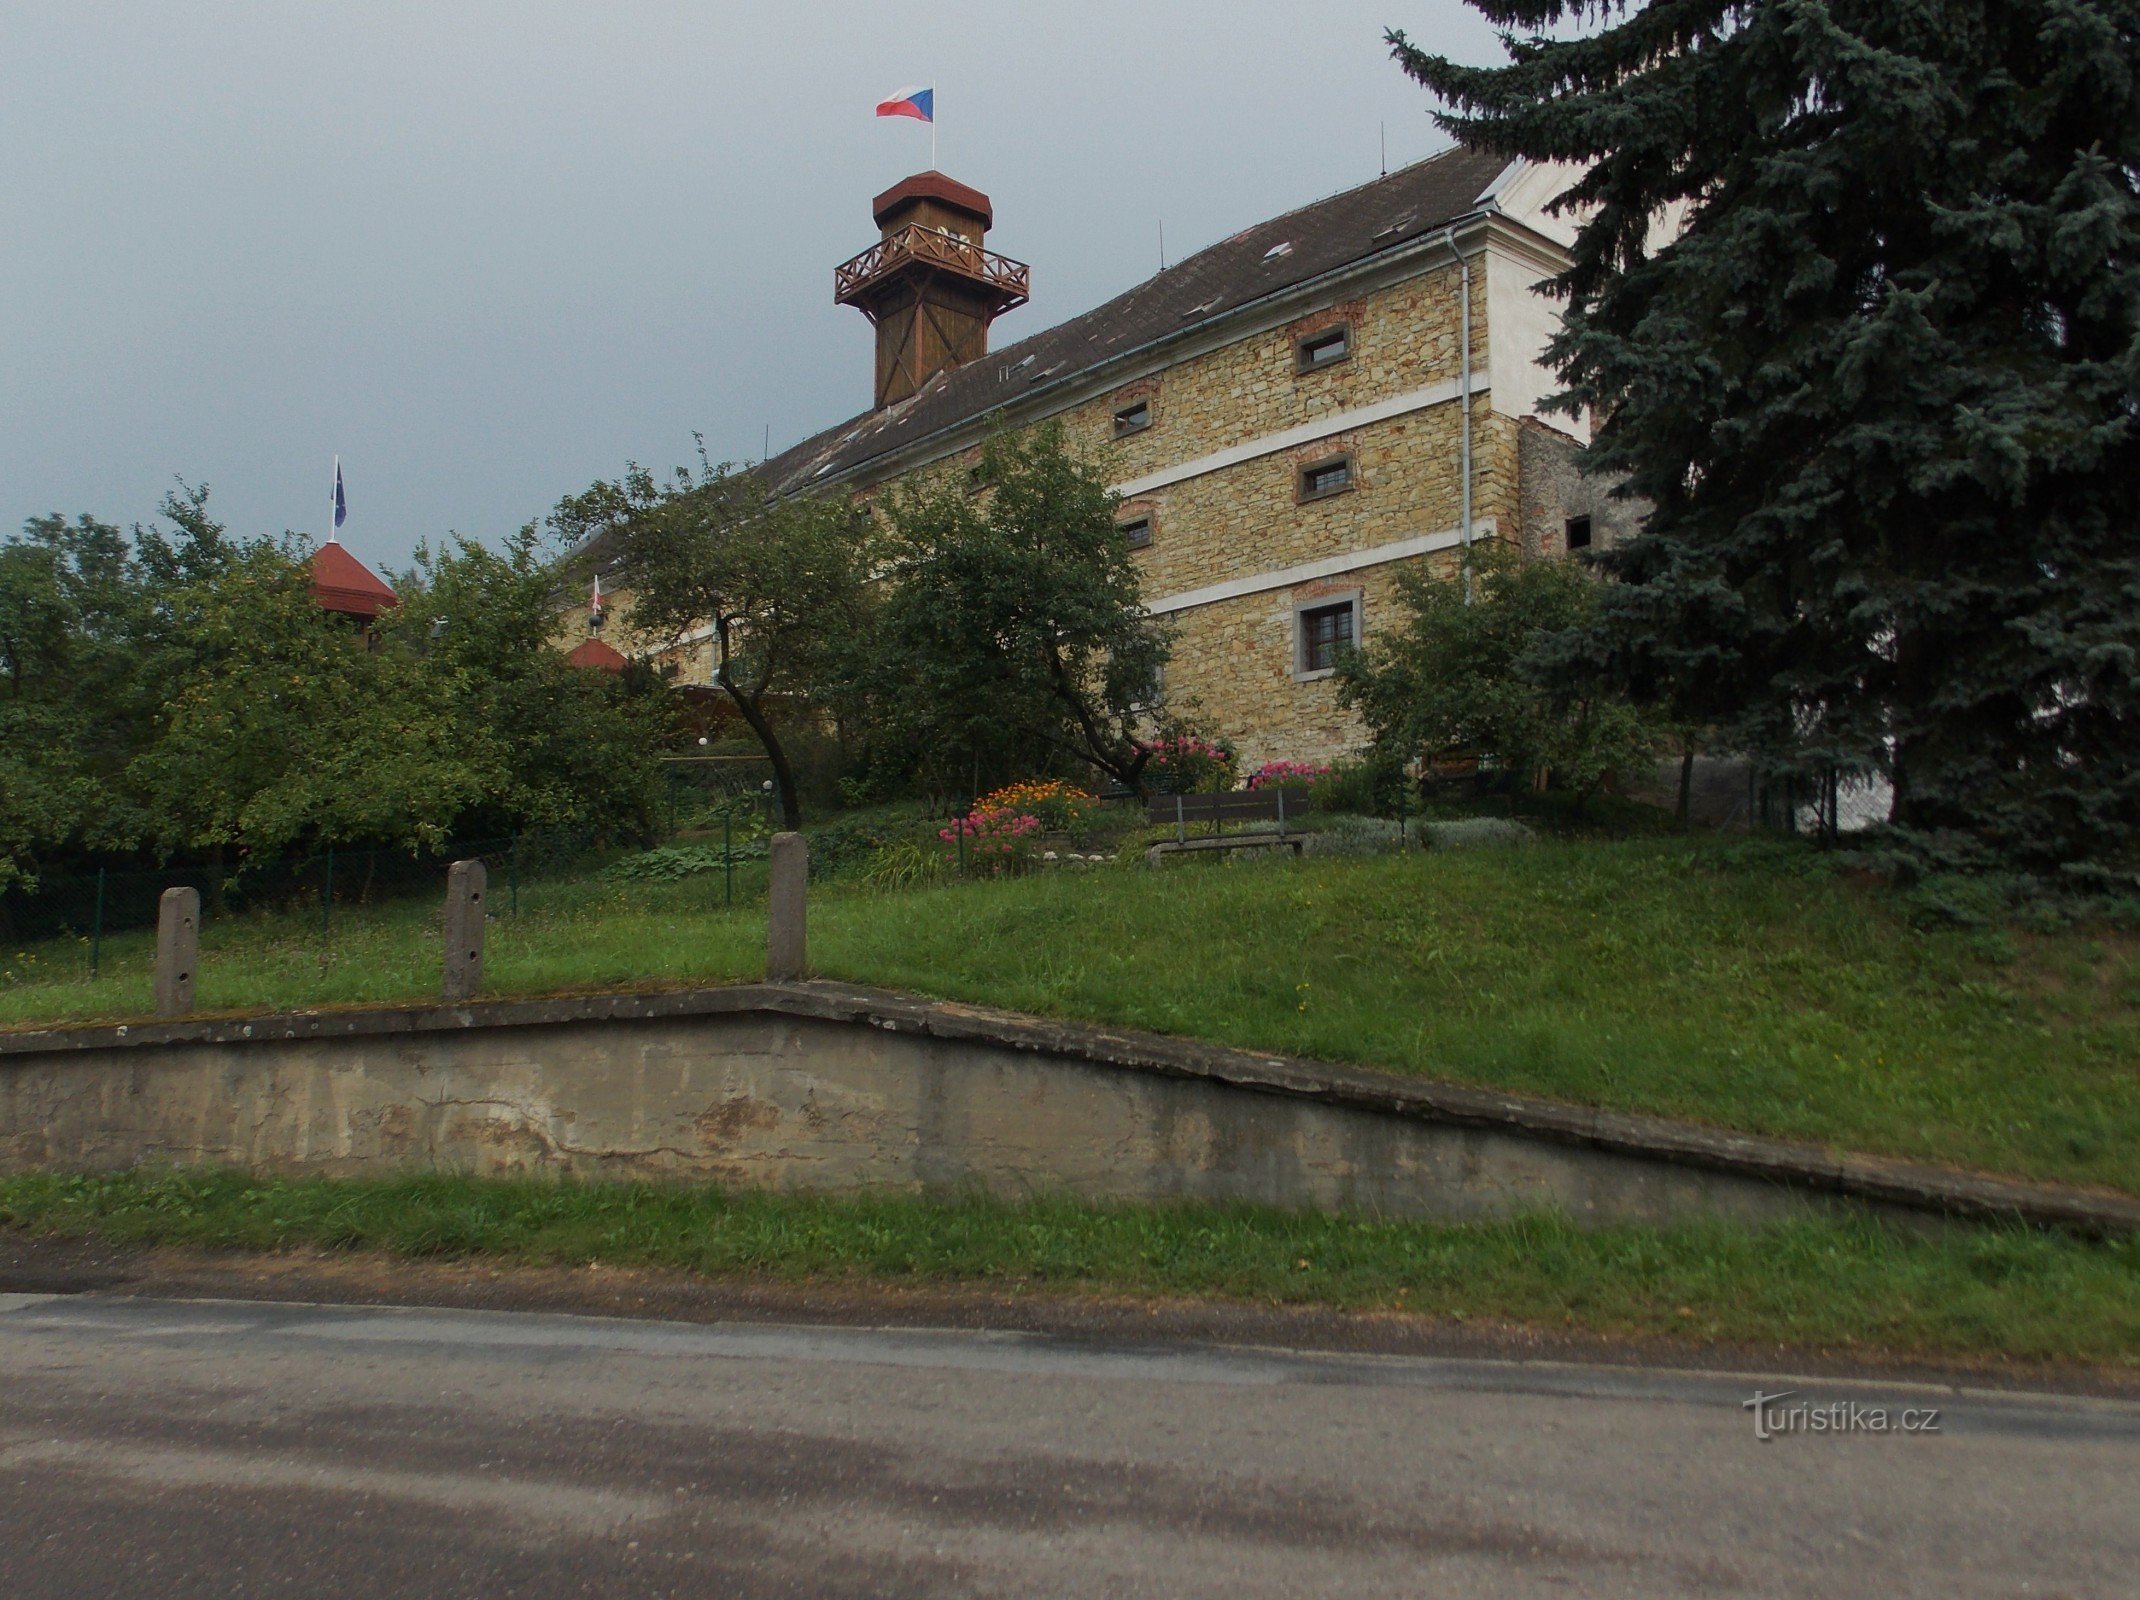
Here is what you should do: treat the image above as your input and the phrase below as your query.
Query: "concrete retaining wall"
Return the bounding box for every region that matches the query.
[2,984,2132,1236]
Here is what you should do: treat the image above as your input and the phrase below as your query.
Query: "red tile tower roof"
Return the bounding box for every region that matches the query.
[310,540,400,620]
[565,637,629,674]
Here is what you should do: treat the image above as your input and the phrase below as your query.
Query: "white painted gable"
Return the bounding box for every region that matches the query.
[1476,157,1590,248]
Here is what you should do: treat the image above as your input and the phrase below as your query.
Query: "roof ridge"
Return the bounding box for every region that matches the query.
[972,141,1483,371]
[1207,140,1476,246]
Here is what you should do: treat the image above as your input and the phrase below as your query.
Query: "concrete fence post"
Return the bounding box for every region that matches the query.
[153,887,200,1019]
[766,832,807,982]
[442,859,487,1003]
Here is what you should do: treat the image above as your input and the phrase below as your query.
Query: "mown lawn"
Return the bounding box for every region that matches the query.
[3,1168,2134,1368]
[4,837,2136,1192]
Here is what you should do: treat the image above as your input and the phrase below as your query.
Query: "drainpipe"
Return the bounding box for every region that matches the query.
[1442,225,1475,603]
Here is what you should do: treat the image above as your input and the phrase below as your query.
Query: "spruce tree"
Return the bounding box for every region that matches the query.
[1392,2,2140,881]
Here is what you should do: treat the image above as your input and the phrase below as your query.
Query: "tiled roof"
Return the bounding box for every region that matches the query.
[759,143,1509,497]
[310,540,399,619]
[565,636,629,674]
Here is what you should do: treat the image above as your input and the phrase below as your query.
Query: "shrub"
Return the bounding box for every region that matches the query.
[806,817,893,880]
[1140,734,1237,795]
[1314,755,1407,817]
[1336,541,1664,806]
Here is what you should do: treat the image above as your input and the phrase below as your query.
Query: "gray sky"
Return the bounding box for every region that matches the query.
[3,1,1506,573]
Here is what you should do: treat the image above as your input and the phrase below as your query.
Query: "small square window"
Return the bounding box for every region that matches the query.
[1113,400,1151,438]
[1118,516,1153,550]
[1565,514,1593,551]
[1295,325,1352,372]
[1299,601,1356,674]
[1298,455,1354,501]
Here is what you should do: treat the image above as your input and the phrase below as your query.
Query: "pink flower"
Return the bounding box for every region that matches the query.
[1246,759,1330,790]
[940,806,1045,870]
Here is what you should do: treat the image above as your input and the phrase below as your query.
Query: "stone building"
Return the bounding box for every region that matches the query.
[570,144,1614,769]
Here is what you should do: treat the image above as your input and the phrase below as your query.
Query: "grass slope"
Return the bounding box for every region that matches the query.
[4,838,2135,1191]
[4,1169,2134,1367]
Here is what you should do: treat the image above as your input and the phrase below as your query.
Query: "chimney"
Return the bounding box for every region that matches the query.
[834,172,1030,408]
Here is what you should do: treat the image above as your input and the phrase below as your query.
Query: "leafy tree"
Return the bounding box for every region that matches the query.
[1337,543,1662,802]
[0,484,668,890]
[550,456,873,830]
[384,526,667,841]
[864,426,1173,797]
[0,513,142,887]
[122,512,473,869]
[1393,2,2140,879]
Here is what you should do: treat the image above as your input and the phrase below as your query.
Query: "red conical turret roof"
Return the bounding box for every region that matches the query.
[566,637,629,674]
[311,540,399,620]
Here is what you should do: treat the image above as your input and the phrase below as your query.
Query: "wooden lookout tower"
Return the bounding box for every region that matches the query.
[835,172,1030,409]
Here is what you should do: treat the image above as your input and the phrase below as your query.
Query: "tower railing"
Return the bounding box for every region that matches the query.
[834,224,1031,310]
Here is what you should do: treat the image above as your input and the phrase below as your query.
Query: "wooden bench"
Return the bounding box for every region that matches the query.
[1144,788,1310,866]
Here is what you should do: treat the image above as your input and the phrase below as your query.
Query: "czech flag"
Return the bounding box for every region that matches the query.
[875,85,933,123]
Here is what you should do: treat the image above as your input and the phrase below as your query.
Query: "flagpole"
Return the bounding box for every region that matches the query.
[329,454,339,544]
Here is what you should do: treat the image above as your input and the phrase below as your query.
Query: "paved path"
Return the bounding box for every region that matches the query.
[0,1292,2133,1598]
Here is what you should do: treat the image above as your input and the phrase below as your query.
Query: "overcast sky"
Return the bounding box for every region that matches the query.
[3,1,1508,573]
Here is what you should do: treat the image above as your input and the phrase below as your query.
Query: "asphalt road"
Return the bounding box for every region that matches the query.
[0,1292,2133,1599]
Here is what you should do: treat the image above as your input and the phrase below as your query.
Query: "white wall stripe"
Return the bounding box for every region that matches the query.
[624,496,1496,661]
[1144,520,1498,616]
[1107,369,1489,500]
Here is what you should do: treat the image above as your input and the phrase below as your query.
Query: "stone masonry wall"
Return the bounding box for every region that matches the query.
[555,248,1543,768]
[1160,545,1470,770]
[1139,402,1521,769]
[1036,254,1518,766]
[1515,417,1650,558]
[1059,256,1486,482]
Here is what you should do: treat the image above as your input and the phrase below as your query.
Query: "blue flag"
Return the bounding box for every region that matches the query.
[332,459,347,531]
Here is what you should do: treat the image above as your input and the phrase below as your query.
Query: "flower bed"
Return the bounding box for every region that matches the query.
[971,780,1100,833]
[1246,760,1332,791]
[938,807,1043,873]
